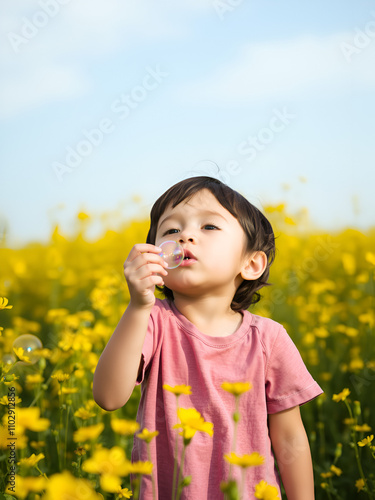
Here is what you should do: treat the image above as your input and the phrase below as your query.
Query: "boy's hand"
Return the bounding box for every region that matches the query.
[123,244,169,308]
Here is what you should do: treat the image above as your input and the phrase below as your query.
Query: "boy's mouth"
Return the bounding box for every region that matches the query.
[182,249,196,260]
[180,248,197,266]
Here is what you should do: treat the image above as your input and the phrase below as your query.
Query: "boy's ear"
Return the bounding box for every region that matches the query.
[241,251,267,281]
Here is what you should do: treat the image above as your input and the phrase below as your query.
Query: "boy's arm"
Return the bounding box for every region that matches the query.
[92,243,168,411]
[268,406,315,500]
[93,302,152,411]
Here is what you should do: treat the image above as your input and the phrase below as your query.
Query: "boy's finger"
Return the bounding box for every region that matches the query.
[127,244,163,262]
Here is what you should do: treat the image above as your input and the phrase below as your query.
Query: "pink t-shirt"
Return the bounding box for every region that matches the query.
[131,298,323,499]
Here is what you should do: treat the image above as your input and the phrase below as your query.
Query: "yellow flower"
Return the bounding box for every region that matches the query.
[85,399,98,411]
[330,465,343,476]
[99,473,122,493]
[163,384,192,396]
[13,346,31,363]
[130,461,153,475]
[224,452,264,468]
[14,407,50,433]
[358,435,374,447]
[74,408,96,420]
[17,453,45,467]
[320,472,333,478]
[26,374,44,387]
[349,358,364,371]
[173,408,214,441]
[0,297,13,310]
[61,387,79,395]
[58,332,93,352]
[284,216,296,226]
[313,327,329,338]
[115,486,133,498]
[221,382,252,396]
[30,440,46,449]
[354,424,372,432]
[77,310,95,323]
[359,312,375,328]
[356,478,365,492]
[320,372,332,381]
[0,395,22,406]
[343,418,356,426]
[5,475,46,499]
[365,251,375,266]
[111,418,140,436]
[51,370,70,382]
[254,479,280,500]
[342,253,356,275]
[42,470,102,499]
[136,428,159,443]
[45,308,70,323]
[264,203,285,213]
[74,367,85,378]
[332,388,350,402]
[77,211,90,220]
[82,446,132,478]
[73,423,104,443]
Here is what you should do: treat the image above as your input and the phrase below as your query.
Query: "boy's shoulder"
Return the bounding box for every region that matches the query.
[153,298,172,312]
[150,298,175,321]
[247,311,290,351]
[248,311,284,333]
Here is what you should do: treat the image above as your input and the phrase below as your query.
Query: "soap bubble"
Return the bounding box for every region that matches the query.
[2,353,16,365]
[12,334,43,364]
[159,241,184,269]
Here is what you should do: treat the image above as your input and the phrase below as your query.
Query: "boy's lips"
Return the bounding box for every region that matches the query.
[182,248,196,260]
[179,248,197,266]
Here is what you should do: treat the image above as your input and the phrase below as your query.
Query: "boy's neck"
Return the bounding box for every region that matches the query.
[172,295,243,337]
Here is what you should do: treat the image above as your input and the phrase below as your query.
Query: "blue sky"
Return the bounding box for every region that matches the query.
[1,0,375,246]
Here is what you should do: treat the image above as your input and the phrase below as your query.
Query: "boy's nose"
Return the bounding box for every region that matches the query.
[178,231,195,243]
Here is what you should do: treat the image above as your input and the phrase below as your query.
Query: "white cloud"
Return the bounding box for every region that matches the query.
[0,63,90,119]
[175,33,375,105]
[1,0,208,59]
[0,0,211,118]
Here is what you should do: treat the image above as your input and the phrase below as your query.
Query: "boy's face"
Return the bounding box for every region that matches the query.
[154,189,251,298]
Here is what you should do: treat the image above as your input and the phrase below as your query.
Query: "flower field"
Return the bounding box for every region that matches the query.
[0,204,374,499]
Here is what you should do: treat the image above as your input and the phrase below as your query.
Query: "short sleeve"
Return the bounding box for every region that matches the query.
[265,326,323,414]
[135,302,160,384]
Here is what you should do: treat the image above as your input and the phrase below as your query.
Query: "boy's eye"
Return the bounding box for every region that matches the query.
[163,228,179,236]
[204,224,219,230]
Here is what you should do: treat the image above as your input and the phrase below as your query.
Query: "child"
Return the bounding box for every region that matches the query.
[93,176,323,499]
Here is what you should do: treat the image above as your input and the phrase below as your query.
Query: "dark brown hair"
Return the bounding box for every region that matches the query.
[146,176,276,311]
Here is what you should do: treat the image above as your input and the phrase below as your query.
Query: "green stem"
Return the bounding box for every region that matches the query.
[76,456,82,478]
[344,400,373,500]
[147,442,156,500]
[229,396,240,480]
[172,396,180,500]
[35,465,48,480]
[176,443,187,500]
[325,487,334,500]
[28,359,66,408]
[239,468,246,500]
[54,391,62,472]
[64,403,71,470]
[131,475,140,500]
[59,390,64,471]
[233,397,239,452]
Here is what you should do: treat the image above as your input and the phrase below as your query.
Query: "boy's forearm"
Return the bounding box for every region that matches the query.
[273,431,315,500]
[269,406,315,500]
[93,302,152,411]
